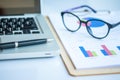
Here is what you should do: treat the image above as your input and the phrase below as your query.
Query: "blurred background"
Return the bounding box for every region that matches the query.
[41,0,120,15]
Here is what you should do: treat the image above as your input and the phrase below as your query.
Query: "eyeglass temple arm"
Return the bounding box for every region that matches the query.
[63,5,97,13]
[112,22,120,28]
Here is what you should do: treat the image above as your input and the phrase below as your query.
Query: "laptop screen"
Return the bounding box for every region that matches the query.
[0,0,40,15]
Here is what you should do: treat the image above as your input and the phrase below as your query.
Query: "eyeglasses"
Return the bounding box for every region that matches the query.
[61,5,120,39]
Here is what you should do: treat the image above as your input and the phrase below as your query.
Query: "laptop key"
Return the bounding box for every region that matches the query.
[1,18,9,23]
[32,31,40,34]
[5,27,13,35]
[23,29,31,34]
[14,31,22,34]
[0,32,3,35]
[0,29,3,35]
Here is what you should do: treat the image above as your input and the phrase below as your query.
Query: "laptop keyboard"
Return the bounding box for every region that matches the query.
[0,17,40,35]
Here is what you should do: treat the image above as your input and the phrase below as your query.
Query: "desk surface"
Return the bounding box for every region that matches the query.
[0,56,120,80]
[0,0,120,80]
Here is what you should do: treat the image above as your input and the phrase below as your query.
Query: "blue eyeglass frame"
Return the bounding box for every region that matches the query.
[63,5,97,13]
[61,5,120,39]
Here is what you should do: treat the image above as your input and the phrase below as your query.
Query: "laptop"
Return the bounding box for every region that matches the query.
[0,0,60,60]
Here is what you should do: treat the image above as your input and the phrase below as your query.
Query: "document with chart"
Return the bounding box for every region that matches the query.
[49,12,120,70]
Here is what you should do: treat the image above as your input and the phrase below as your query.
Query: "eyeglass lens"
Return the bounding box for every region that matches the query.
[87,20,109,38]
[63,13,80,31]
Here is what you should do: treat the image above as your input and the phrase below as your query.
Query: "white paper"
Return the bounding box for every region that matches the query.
[49,11,120,70]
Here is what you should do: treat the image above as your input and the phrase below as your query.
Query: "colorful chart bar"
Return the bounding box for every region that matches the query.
[101,45,116,56]
[79,46,97,57]
[79,45,118,58]
[117,46,120,50]
[79,46,89,57]
[101,45,112,55]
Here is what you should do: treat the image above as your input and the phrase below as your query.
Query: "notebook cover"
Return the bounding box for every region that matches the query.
[45,16,120,76]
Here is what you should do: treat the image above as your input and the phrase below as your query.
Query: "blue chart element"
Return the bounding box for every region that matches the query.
[117,46,120,50]
[101,50,108,56]
[83,17,105,27]
[79,46,89,57]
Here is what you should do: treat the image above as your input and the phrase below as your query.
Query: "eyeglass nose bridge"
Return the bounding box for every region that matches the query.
[78,20,88,27]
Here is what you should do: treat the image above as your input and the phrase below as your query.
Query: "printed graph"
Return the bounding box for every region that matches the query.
[79,46,97,57]
[100,45,116,56]
[79,45,119,58]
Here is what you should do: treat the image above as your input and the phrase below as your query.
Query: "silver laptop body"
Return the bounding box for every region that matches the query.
[0,0,59,60]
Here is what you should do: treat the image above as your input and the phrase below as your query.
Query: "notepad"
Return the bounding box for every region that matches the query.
[48,11,120,75]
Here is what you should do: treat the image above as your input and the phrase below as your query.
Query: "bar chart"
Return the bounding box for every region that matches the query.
[100,45,116,56]
[79,45,119,58]
[79,46,97,57]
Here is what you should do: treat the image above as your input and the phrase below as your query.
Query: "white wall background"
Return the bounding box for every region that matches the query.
[88,0,120,10]
[41,0,120,15]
